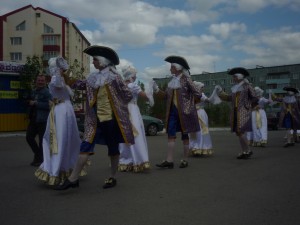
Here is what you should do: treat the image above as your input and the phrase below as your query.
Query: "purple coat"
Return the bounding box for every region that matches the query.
[72,73,134,145]
[220,83,257,134]
[164,75,202,133]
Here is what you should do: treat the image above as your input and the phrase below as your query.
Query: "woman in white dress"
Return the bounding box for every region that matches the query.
[35,57,81,185]
[251,87,272,147]
[189,81,213,156]
[118,66,151,172]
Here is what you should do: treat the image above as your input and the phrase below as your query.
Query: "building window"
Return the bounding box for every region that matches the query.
[212,80,216,85]
[43,35,59,45]
[43,51,59,60]
[10,52,22,61]
[10,37,22,45]
[220,79,226,85]
[36,13,41,17]
[292,73,299,79]
[44,24,54,34]
[16,21,26,31]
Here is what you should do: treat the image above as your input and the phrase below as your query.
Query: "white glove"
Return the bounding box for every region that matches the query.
[214,85,222,93]
[152,80,160,93]
[127,83,135,89]
[128,82,141,95]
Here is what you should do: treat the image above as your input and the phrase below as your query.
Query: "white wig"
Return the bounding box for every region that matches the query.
[171,63,190,77]
[234,73,244,80]
[94,56,111,67]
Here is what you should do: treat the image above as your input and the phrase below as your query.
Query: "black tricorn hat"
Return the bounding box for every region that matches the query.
[83,45,120,65]
[283,86,299,93]
[165,55,190,70]
[228,67,250,77]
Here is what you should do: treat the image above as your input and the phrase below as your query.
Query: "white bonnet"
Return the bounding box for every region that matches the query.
[254,86,264,96]
[122,66,137,81]
[194,81,204,89]
[48,56,69,76]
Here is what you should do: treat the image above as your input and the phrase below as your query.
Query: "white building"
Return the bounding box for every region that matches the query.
[0,4,90,73]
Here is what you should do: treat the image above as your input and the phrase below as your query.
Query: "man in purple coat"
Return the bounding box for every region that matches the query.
[154,56,202,169]
[216,67,258,159]
[55,45,134,190]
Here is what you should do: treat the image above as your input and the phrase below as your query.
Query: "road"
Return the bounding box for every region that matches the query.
[0,130,299,225]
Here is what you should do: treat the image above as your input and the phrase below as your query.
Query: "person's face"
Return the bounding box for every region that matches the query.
[233,75,240,84]
[92,57,100,69]
[131,75,137,82]
[170,65,181,75]
[36,76,46,89]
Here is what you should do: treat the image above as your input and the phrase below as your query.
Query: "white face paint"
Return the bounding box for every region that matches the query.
[288,91,294,95]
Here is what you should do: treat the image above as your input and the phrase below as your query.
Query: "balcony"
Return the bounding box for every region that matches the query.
[43,45,60,51]
[265,78,290,84]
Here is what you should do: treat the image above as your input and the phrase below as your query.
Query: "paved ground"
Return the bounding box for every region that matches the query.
[0,129,300,225]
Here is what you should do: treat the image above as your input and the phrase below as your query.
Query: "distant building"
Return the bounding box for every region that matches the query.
[0,5,91,132]
[0,4,90,73]
[154,64,300,98]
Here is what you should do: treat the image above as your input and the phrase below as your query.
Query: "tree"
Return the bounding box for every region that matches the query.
[19,55,44,101]
[67,59,85,112]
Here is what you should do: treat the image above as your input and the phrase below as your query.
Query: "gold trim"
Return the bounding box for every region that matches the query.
[118,162,151,173]
[105,84,129,144]
[191,148,213,156]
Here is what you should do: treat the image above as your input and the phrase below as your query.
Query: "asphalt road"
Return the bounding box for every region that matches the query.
[0,130,299,225]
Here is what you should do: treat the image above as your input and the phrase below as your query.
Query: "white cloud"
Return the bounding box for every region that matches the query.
[233,28,300,67]
[209,22,247,39]
[1,0,300,81]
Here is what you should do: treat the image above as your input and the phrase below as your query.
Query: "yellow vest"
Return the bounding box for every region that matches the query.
[97,86,112,122]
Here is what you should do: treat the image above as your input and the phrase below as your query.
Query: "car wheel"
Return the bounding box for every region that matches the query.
[147,124,158,136]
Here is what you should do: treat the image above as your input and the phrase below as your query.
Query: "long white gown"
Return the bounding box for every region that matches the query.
[189,94,213,156]
[118,83,150,172]
[251,97,270,146]
[35,75,81,185]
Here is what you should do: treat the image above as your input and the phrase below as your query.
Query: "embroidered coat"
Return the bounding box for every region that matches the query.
[72,72,134,145]
[274,96,300,130]
[219,83,257,134]
[164,75,202,133]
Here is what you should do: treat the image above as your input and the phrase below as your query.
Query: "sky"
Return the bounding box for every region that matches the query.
[1,0,300,84]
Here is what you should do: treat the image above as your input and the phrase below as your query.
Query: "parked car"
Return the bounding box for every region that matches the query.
[142,115,164,136]
[75,113,164,136]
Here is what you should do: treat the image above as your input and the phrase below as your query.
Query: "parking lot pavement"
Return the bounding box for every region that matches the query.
[1,130,300,225]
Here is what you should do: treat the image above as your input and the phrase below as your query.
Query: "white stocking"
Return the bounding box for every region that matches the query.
[166,141,175,162]
[68,154,89,182]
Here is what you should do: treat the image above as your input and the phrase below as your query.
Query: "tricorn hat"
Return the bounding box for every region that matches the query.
[228,67,250,77]
[283,86,299,93]
[83,45,119,65]
[165,55,190,70]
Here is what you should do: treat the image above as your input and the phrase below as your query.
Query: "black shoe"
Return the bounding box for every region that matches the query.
[247,151,253,157]
[53,179,79,190]
[284,142,293,147]
[103,177,117,189]
[179,160,188,168]
[236,152,248,159]
[156,160,174,169]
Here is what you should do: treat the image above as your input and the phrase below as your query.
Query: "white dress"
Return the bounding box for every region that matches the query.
[189,94,213,156]
[119,83,150,172]
[251,97,270,146]
[35,75,81,185]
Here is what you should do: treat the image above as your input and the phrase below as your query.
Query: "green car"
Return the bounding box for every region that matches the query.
[142,115,164,136]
